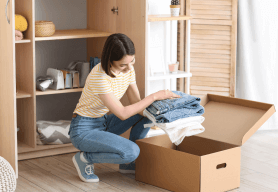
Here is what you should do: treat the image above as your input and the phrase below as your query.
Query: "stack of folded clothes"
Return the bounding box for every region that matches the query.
[143,91,205,145]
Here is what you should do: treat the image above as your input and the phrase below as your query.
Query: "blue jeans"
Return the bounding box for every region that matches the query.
[68,113,151,164]
[146,91,201,115]
[153,105,205,123]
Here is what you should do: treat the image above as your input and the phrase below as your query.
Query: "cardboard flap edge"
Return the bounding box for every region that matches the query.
[197,94,276,146]
[241,104,276,145]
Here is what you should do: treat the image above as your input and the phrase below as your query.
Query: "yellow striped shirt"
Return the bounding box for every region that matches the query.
[73,63,136,118]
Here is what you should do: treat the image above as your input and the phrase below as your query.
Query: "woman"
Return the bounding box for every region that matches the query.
[68,33,180,183]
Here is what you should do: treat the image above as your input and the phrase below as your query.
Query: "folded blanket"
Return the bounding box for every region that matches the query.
[143,109,205,145]
[147,91,201,115]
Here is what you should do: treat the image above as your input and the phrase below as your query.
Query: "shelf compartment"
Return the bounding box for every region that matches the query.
[35,29,112,41]
[36,88,83,95]
[15,39,31,44]
[148,14,192,22]
[147,71,192,81]
[16,90,32,99]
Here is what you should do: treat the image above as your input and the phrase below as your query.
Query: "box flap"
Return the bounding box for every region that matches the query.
[195,94,276,146]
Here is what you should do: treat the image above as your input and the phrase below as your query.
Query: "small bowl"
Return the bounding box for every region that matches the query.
[168,62,179,73]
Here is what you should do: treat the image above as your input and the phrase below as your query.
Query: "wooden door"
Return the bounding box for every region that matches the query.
[0,0,18,177]
[87,0,117,58]
[115,0,147,138]
[87,0,147,139]
[87,0,146,101]
[116,0,147,101]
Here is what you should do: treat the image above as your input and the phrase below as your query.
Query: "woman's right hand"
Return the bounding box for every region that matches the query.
[152,90,181,101]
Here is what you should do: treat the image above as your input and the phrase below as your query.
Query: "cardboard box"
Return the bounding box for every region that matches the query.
[135,94,276,192]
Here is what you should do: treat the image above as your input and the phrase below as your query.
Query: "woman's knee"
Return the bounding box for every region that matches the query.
[122,142,140,162]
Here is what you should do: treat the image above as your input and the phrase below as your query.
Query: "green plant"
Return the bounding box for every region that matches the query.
[171,0,180,5]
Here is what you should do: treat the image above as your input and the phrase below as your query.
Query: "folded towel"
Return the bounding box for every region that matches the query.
[15,30,23,41]
[143,109,205,145]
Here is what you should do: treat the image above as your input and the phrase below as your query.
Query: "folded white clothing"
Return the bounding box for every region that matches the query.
[143,109,205,145]
[143,109,205,129]
[146,128,166,138]
[171,124,205,145]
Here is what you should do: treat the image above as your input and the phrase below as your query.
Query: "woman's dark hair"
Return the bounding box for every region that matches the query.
[101,33,135,78]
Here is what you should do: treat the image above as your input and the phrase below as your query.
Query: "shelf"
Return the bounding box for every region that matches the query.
[35,29,112,41]
[148,14,192,22]
[36,88,83,95]
[147,71,192,81]
[15,39,31,44]
[16,90,32,99]
[18,141,74,153]
[18,141,79,160]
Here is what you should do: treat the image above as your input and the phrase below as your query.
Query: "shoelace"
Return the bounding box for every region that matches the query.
[85,163,95,175]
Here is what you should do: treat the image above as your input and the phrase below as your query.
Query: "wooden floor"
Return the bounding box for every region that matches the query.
[16,130,278,192]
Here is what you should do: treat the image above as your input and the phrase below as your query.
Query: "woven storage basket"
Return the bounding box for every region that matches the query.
[35,21,55,37]
[0,156,17,192]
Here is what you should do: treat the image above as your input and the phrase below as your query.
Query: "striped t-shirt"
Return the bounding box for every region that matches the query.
[73,63,136,118]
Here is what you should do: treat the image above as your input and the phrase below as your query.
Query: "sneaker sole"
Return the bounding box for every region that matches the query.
[119,169,135,174]
[72,155,99,183]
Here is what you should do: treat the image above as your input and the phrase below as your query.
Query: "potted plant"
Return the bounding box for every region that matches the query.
[170,0,180,17]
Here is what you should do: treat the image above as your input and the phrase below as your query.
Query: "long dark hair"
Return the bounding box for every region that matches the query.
[101,33,135,78]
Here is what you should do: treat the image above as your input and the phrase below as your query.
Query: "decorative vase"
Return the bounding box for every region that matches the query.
[170,5,181,17]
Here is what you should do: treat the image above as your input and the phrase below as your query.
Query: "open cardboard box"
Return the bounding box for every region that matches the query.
[135,94,276,192]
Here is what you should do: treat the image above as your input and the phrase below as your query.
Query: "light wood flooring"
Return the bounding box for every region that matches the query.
[16,130,278,192]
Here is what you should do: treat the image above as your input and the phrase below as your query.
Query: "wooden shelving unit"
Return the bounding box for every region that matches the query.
[36,88,83,96]
[146,14,192,95]
[1,0,191,178]
[35,29,112,41]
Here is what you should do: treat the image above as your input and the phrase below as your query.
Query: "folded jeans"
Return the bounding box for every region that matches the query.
[146,91,201,115]
[149,104,205,123]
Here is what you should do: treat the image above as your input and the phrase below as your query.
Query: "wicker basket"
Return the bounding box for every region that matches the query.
[35,21,55,37]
